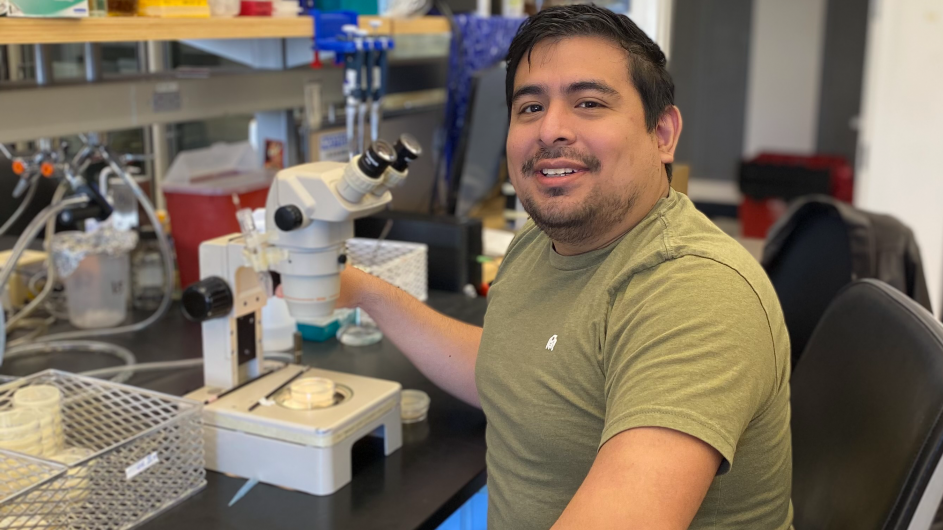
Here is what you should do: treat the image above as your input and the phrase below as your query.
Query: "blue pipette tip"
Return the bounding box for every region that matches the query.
[228,477,260,507]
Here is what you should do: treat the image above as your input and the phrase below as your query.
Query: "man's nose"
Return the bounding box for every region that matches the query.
[538,103,576,147]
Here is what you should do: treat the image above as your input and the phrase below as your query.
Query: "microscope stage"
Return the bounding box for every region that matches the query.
[187,364,402,448]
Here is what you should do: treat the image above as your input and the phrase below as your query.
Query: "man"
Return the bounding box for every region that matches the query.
[311,5,793,528]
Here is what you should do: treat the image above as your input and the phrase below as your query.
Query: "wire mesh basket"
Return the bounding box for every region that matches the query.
[346,238,428,302]
[0,370,205,529]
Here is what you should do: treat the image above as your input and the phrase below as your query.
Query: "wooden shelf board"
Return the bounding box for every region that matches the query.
[0,15,449,45]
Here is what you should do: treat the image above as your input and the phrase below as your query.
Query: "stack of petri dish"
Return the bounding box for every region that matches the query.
[49,447,94,505]
[288,377,336,410]
[13,385,64,456]
[400,390,431,424]
[0,409,42,456]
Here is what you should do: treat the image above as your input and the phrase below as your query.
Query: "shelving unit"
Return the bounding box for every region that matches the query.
[0,15,450,45]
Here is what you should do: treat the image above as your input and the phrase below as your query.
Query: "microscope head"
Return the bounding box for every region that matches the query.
[264,139,417,322]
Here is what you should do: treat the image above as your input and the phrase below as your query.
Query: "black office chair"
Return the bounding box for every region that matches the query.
[763,202,853,367]
[792,279,943,530]
[763,196,932,368]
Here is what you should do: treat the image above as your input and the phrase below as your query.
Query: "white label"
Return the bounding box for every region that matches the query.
[154,82,179,94]
[125,452,160,480]
[319,131,350,163]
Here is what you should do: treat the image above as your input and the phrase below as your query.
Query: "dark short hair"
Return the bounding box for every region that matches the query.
[505,4,675,180]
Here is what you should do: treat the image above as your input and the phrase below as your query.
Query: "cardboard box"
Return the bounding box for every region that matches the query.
[8,0,89,17]
[671,163,690,195]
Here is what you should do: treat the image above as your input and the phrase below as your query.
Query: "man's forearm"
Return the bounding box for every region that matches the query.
[359,275,483,408]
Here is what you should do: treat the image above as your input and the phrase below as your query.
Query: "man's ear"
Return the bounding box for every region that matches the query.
[655,105,682,165]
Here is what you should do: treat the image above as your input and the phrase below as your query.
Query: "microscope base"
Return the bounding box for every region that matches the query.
[187,365,404,496]
[203,406,402,496]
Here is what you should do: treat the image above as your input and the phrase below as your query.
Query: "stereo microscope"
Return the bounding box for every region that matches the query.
[181,135,420,496]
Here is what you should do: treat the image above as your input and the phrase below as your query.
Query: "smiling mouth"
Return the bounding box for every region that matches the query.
[539,168,583,177]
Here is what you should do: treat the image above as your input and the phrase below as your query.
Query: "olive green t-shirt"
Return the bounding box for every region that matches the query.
[475,189,793,529]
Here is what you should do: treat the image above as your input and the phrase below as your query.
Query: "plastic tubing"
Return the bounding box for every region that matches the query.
[4,341,137,385]
[79,358,200,379]
[4,183,69,332]
[0,176,39,237]
[78,352,294,379]
[0,195,88,292]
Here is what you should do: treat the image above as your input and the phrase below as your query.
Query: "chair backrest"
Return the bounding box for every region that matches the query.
[764,207,854,366]
[792,279,943,530]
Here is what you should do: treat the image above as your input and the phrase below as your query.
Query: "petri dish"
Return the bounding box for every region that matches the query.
[337,322,384,347]
[0,409,40,441]
[400,390,431,424]
[289,377,336,409]
[50,447,94,465]
[13,385,61,410]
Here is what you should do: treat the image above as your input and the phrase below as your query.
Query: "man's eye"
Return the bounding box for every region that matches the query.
[520,104,543,114]
[578,101,602,109]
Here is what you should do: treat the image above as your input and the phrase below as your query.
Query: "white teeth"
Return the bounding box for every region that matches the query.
[540,168,578,176]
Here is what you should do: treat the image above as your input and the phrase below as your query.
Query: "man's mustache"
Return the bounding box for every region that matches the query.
[521,147,602,175]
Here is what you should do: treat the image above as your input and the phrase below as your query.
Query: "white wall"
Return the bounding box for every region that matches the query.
[627,0,674,59]
[855,0,943,314]
[742,0,828,158]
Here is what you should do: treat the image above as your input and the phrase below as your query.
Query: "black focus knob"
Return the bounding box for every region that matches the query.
[274,205,305,231]
[182,276,233,322]
[357,140,396,179]
[391,134,422,172]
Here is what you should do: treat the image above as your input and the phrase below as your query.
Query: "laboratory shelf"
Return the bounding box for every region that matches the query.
[0,15,450,45]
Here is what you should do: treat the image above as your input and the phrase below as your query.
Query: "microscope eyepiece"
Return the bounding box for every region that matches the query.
[357,140,396,179]
[391,134,422,172]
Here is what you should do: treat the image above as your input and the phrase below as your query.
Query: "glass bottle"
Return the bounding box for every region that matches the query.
[131,227,165,311]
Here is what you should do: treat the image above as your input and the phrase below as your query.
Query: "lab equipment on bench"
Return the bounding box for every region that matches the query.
[1,133,175,384]
[181,134,421,496]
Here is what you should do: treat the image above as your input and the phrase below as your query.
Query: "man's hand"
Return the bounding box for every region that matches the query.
[277,265,483,407]
[552,427,721,530]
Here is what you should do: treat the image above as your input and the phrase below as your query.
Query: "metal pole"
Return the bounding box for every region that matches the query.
[146,41,170,210]
[33,44,53,86]
[137,43,156,193]
[84,42,103,83]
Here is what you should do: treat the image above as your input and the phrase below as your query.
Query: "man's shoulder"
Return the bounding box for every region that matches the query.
[608,193,773,300]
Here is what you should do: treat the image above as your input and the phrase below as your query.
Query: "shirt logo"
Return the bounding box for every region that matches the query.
[546,335,558,351]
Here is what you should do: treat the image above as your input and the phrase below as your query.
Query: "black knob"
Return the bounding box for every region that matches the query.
[391,134,422,172]
[338,254,348,265]
[275,205,305,231]
[182,276,233,322]
[357,140,396,179]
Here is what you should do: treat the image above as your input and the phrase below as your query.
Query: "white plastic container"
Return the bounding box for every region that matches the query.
[271,0,296,16]
[208,0,238,16]
[253,207,298,352]
[262,297,296,352]
[63,252,130,329]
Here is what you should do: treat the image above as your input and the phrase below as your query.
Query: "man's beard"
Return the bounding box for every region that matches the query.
[519,184,639,247]
[518,146,638,248]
